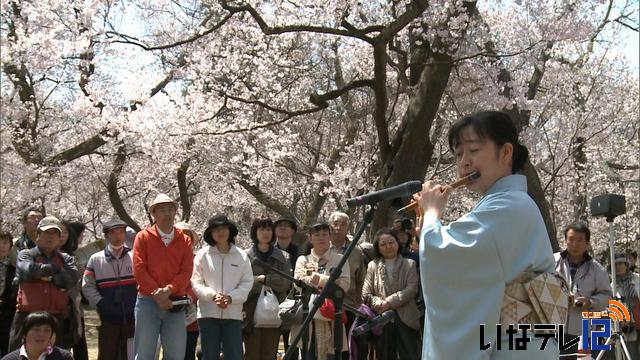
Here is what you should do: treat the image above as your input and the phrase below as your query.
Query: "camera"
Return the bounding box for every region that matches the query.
[171,297,191,306]
[574,299,584,307]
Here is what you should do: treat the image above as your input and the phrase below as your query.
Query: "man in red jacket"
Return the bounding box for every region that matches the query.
[132,194,193,360]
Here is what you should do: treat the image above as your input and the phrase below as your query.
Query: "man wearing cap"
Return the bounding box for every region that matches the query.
[132,194,193,360]
[83,218,137,360]
[274,215,300,357]
[275,215,300,269]
[8,216,79,351]
[328,211,365,360]
[612,253,640,359]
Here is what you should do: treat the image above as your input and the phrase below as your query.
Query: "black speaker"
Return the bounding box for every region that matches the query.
[590,194,626,219]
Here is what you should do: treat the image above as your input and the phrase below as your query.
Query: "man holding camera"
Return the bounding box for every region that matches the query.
[132,194,194,360]
[83,218,137,360]
[555,222,612,359]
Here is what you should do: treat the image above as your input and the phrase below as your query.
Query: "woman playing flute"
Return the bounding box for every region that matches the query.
[413,111,557,359]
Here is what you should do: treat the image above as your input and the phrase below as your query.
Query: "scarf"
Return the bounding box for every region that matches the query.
[254,245,274,262]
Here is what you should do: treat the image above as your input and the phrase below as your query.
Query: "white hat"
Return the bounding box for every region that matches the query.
[37,216,62,233]
[148,194,178,214]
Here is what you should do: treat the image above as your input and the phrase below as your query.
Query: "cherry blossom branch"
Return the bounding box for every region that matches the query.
[309,79,374,107]
[615,18,638,32]
[377,0,429,43]
[47,129,110,166]
[105,12,235,51]
[226,94,327,116]
[607,162,639,170]
[219,0,374,43]
[237,178,291,216]
[451,40,547,63]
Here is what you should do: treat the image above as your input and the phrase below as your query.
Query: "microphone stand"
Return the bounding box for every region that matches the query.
[284,205,376,360]
[254,258,313,360]
[254,259,367,360]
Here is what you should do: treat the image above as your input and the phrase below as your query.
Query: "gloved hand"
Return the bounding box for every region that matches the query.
[41,263,60,276]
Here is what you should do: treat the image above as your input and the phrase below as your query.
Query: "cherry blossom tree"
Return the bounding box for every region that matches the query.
[1,0,637,253]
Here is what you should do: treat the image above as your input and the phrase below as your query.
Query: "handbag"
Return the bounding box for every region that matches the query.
[254,285,282,328]
[279,297,303,330]
[319,298,348,324]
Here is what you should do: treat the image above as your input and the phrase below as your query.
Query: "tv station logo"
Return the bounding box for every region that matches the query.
[479,300,631,352]
[580,300,631,352]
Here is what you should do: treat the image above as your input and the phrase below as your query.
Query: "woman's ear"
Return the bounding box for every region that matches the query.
[500,143,514,165]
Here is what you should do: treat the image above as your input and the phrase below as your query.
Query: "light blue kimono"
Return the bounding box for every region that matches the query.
[419,175,557,359]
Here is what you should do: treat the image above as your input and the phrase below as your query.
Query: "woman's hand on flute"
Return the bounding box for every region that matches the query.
[413,181,452,219]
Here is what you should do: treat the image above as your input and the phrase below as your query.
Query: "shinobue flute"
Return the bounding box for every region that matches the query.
[397,171,481,214]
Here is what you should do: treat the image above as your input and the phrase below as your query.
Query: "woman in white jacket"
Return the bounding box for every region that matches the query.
[191,215,254,360]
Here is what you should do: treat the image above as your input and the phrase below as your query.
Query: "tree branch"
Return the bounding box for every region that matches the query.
[46,129,110,166]
[377,0,429,43]
[615,18,639,32]
[105,13,235,51]
[309,79,374,107]
[219,0,374,43]
[606,161,639,170]
[226,93,326,116]
[237,178,291,215]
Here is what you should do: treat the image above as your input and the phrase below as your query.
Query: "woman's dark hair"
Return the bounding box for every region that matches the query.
[250,217,275,245]
[203,214,238,246]
[21,311,58,340]
[564,221,591,242]
[447,111,529,173]
[60,220,86,254]
[372,228,402,258]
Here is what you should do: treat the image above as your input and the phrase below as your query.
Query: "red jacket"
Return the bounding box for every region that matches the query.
[132,225,193,297]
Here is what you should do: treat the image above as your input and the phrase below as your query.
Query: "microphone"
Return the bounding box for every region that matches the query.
[352,310,396,337]
[346,181,422,207]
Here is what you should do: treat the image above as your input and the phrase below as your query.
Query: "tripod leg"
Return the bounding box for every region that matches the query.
[595,336,616,360]
[617,336,632,360]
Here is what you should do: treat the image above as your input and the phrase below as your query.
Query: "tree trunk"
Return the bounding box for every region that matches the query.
[572,137,588,222]
[107,145,141,232]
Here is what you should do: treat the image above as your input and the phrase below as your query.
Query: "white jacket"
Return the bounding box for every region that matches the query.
[191,244,254,321]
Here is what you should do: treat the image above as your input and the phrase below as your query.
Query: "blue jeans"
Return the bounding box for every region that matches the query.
[197,318,243,360]
[134,296,186,360]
